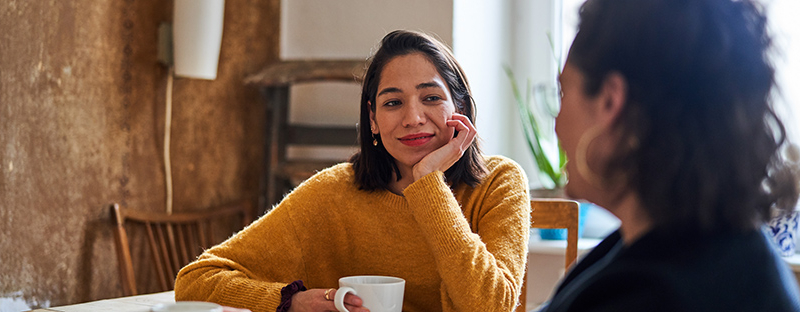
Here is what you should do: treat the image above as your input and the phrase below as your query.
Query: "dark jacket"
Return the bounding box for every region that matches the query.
[541,228,800,312]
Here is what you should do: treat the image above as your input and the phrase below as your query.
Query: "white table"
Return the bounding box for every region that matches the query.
[30,291,175,312]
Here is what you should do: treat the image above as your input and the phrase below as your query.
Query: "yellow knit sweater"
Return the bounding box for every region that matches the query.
[175,155,530,312]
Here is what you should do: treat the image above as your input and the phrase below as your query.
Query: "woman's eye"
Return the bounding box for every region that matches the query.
[384,100,401,107]
[424,95,442,102]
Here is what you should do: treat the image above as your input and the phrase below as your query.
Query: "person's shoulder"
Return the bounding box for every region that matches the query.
[604,230,800,311]
[482,155,524,173]
[566,264,683,311]
[594,257,798,311]
[481,155,527,181]
[274,162,358,210]
[291,162,356,193]
[464,155,528,198]
[319,162,354,177]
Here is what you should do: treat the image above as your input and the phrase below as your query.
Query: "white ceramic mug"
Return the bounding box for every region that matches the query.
[334,275,405,312]
[151,301,223,312]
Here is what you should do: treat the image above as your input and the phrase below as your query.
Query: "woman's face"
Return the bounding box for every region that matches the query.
[370,53,456,172]
[555,62,600,200]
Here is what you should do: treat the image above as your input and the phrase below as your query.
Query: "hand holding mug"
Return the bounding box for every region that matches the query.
[288,288,365,312]
[333,276,405,312]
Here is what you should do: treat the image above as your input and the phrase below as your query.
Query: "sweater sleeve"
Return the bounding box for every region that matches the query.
[403,159,530,312]
[174,195,308,312]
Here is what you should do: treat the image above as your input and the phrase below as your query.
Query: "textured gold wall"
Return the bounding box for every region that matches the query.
[0,0,279,307]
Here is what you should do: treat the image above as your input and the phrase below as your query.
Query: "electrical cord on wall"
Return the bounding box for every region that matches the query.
[165,66,174,215]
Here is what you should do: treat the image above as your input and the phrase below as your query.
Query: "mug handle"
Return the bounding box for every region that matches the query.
[334,286,357,312]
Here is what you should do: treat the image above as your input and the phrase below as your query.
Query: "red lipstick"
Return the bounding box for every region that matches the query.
[399,133,434,146]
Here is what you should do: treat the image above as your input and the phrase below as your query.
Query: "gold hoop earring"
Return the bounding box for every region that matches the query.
[575,126,606,189]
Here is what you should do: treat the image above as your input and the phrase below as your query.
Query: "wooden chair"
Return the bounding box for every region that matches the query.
[245,60,366,213]
[110,201,254,296]
[518,198,580,312]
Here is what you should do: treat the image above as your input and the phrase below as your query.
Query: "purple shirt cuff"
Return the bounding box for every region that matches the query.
[276,280,307,312]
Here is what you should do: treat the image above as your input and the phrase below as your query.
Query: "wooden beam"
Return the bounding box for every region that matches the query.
[244,60,366,87]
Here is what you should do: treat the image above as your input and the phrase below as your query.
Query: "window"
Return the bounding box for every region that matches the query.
[768,0,800,143]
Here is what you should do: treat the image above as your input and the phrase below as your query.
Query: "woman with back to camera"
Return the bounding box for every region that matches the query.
[542,0,800,311]
[175,30,531,312]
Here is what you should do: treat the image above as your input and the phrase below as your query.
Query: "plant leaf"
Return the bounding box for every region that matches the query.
[504,65,565,188]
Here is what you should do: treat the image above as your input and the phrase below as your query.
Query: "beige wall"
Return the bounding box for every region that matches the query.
[0,0,279,308]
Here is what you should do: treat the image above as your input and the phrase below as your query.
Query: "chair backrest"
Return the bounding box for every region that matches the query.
[518,198,580,312]
[245,60,366,213]
[110,201,253,296]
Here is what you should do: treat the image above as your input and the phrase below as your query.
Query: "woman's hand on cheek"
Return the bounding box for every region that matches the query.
[412,113,477,181]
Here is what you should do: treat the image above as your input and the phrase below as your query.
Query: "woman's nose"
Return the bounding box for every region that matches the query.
[402,101,426,127]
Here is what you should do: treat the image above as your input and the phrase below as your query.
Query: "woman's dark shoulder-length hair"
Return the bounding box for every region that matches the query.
[350,30,486,191]
[570,0,798,231]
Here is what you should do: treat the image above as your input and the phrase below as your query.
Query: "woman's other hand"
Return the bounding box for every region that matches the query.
[288,288,368,312]
[412,113,477,181]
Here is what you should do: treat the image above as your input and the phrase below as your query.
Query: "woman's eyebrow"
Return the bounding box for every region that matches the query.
[417,81,443,90]
[377,87,402,97]
[378,81,443,97]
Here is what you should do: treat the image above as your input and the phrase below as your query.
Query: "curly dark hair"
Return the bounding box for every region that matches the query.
[570,0,799,231]
[350,30,486,190]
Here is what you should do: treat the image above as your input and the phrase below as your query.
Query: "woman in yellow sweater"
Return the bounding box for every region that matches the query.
[175,30,530,312]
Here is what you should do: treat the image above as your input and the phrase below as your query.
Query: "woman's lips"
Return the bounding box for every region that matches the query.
[399,133,434,146]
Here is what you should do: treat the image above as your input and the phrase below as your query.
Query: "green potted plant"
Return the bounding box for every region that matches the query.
[503,67,566,193]
[504,33,566,195]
